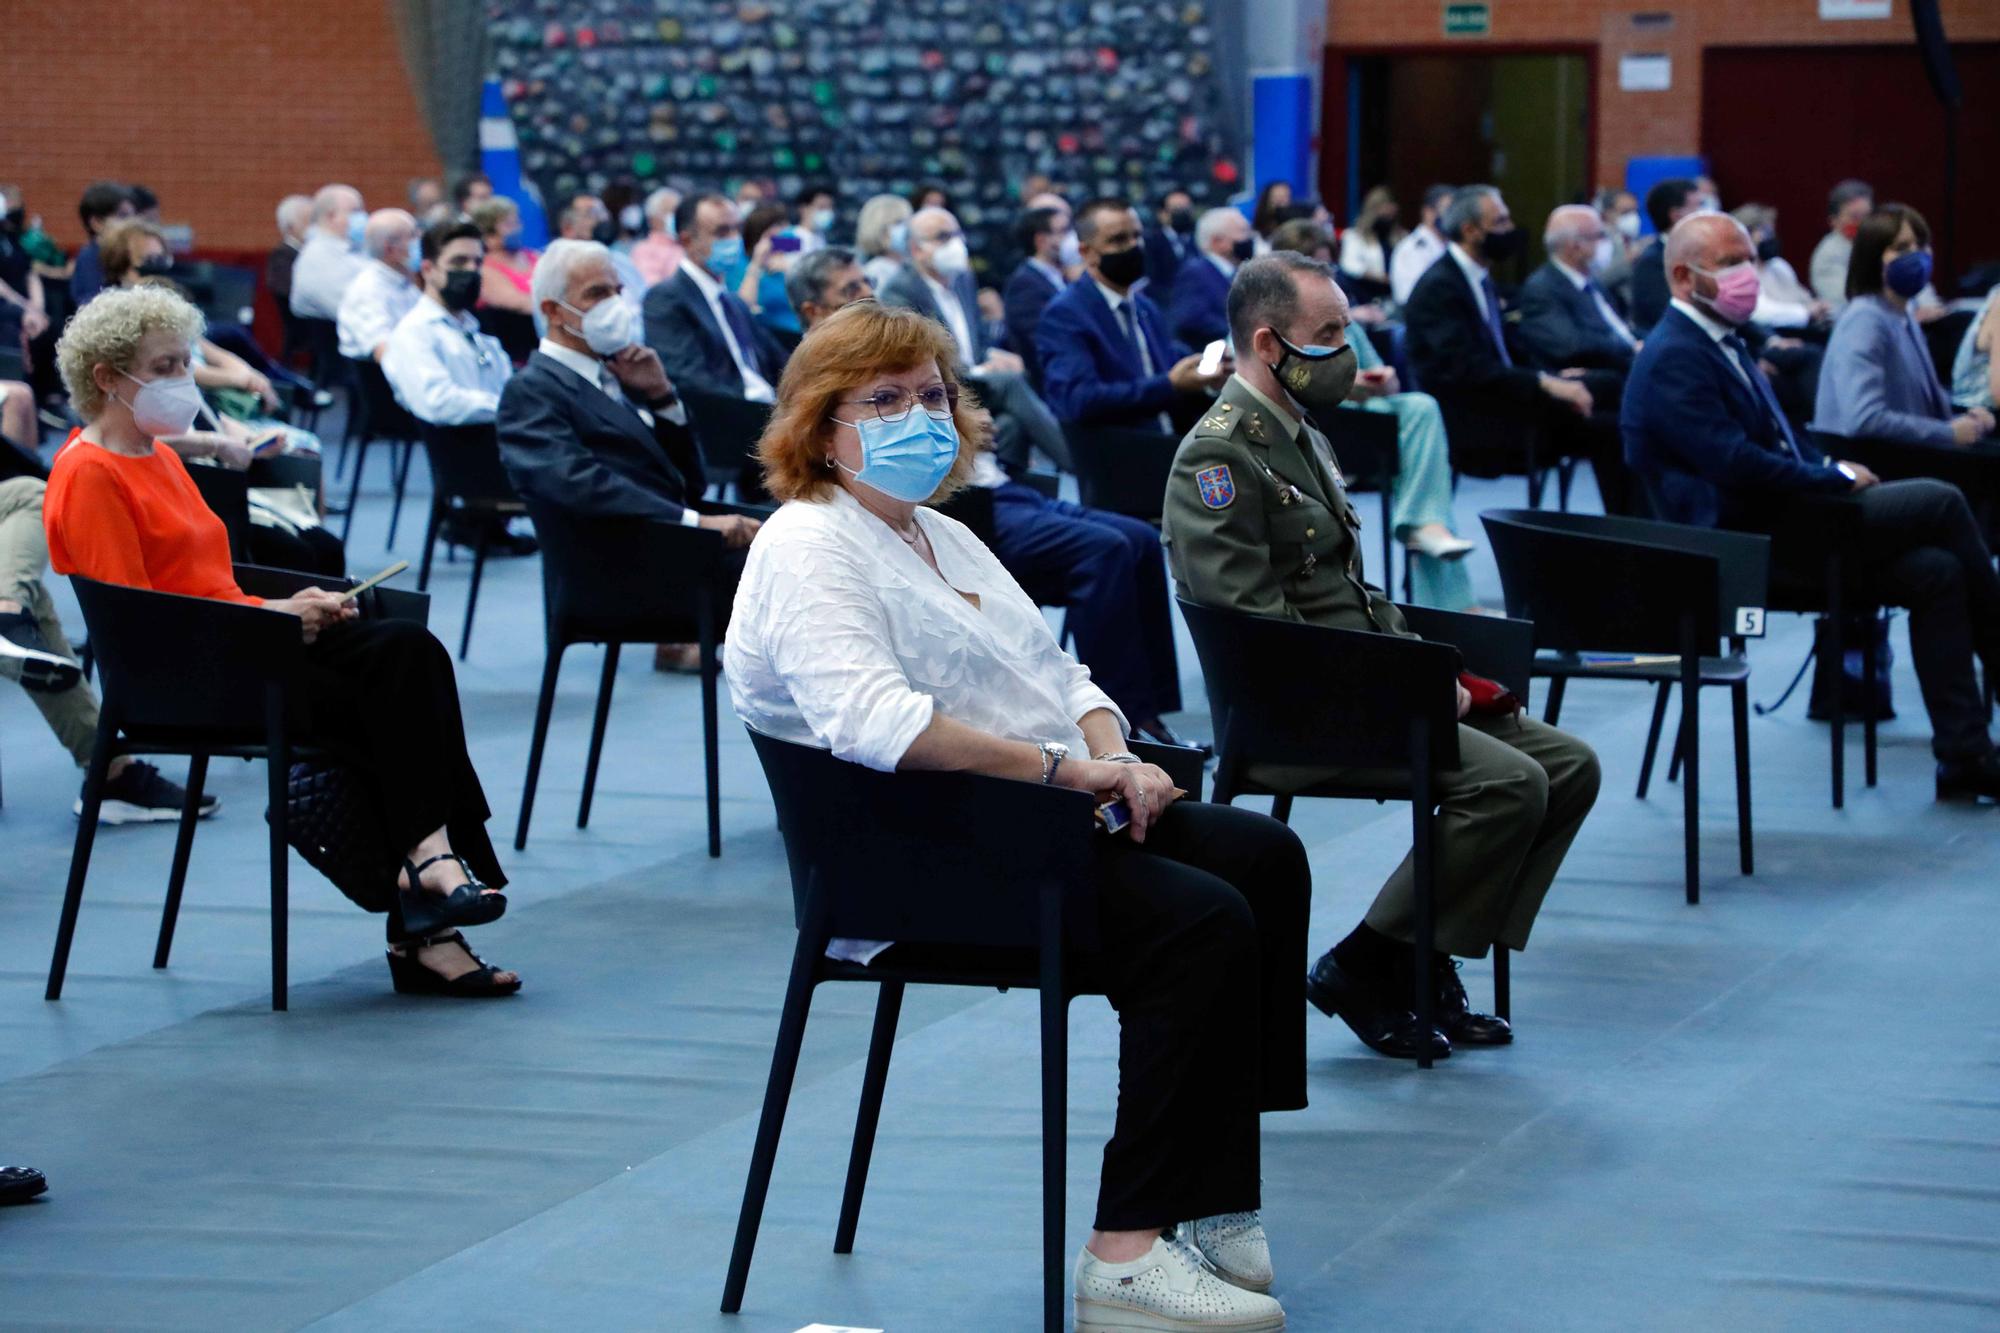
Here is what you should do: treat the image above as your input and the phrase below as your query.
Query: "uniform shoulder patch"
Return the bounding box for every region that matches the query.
[1195,464,1235,510]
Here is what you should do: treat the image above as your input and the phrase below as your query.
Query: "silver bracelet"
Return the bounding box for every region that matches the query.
[1093,750,1143,765]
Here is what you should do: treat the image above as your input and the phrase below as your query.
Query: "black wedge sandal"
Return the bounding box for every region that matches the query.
[386,931,522,997]
[398,853,507,938]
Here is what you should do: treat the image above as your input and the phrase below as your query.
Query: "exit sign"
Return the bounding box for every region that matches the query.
[1444,2,1490,36]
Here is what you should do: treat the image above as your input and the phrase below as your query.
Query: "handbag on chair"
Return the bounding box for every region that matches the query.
[280,759,398,912]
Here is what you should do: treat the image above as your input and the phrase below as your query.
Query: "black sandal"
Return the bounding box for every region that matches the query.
[386,931,521,997]
[398,853,506,937]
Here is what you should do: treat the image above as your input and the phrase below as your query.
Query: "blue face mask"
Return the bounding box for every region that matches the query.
[1884,250,1933,300]
[830,407,961,503]
[708,234,747,286]
[347,212,367,251]
[888,220,910,255]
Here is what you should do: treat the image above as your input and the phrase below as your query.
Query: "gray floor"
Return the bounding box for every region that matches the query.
[2,441,1997,1331]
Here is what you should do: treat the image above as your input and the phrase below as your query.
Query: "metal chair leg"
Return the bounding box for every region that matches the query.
[1542,676,1567,727]
[155,752,210,968]
[1680,633,1700,907]
[1733,679,1753,876]
[1269,793,1293,824]
[1037,896,1068,1333]
[700,592,722,858]
[1863,610,1880,788]
[340,436,370,544]
[1636,681,1671,799]
[834,981,904,1255]
[515,646,564,850]
[417,499,443,590]
[1411,726,1438,1070]
[577,643,621,829]
[1493,945,1510,1022]
[458,528,490,660]
[47,718,118,1000]
[385,437,415,548]
[265,686,290,1011]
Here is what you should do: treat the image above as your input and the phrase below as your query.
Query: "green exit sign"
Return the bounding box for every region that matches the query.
[1444,2,1491,36]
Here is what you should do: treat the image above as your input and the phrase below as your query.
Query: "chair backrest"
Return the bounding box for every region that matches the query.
[1481,509,1724,656]
[747,727,1098,949]
[72,576,302,740]
[185,463,251,560]
[246,451,323,502]
[681,387,775,480]
[1177,597,1461,774]
[1396,603,1535,704]
[1812,429,2000,506]
[419,422,521,506]
[1924,308,1976,389]
[1324,408,1400,494]
[352,358,421,442]
[931,485,997,546]
[297,316,343,384]
[523,495,723,644]
[1061,422,1177,521]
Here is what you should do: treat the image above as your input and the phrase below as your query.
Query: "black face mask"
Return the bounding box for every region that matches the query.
[590,218,617,246]
[1169,207,1196,236]
[1756,235,1782,264]
[136,257,173,277]
[1231,236,1257,263]
[1482,225,1526,262]
[1097,244,1148,288]
[439,267,482,313]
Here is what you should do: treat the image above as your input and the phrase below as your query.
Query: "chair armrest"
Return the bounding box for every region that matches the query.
[232,563,431,628]
[1396,604,1535,703]
[1017,470,1062,500]
[1129,741,1205,800]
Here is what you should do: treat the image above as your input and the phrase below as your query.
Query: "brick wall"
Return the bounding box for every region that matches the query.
[1324,0,2000,193]
[4,1,440,252]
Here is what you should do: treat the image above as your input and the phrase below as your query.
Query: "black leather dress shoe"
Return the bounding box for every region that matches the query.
[1436,959,1512,1046]
[0,1164,47,1205]
[1305,954,1451,1061]
[1937,750,2000,803]
[1133,718,1213,759]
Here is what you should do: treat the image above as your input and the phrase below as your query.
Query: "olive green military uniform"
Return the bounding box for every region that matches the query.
[1162,374,1599,957]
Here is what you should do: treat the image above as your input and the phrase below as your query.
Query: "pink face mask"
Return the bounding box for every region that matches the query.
[1692,260,1760,325]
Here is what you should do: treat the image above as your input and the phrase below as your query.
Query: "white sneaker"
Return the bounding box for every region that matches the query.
[1074,1232,1286,1332]
[1183,1212,1274,1293]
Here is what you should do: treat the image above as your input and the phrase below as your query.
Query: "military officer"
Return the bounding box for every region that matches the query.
[1163,252,1600,1061]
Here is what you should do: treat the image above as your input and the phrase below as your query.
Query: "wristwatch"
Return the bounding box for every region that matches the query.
[1038,741,1069,785]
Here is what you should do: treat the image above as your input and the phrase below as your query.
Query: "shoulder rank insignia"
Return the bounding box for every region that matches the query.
[1196,464,1236,510]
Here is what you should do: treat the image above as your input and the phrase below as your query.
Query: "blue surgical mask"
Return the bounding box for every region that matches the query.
[1884,250,1933,300]
[888,220,910,256]
[708,234,747,286]
[830,408,961,503]
[402,247,421,275]
[347,212,366,250]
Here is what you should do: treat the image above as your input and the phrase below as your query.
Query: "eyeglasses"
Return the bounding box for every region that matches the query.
[837,383,958,423]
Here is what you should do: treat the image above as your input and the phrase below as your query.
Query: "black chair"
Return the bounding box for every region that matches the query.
[1430,391,1577,511]
[680,387,774,500]
[1817,429,2000,514]
[184,463,252,559]
[1060,421,1177,522]
[1482,509,1769,905]
[416,422,527,659]
[515,498,741,857]
[1924,309,1976,389]
[1179,597,1506,1069]
[1326,406,1403,597]
[45,565,428,1012]
[340,359,419,547]
[720,728,1201,1332]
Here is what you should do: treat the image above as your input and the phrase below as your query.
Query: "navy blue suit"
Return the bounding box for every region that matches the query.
[1002,260,1065,388]
[641,268,788,401]
[1515,262,1636,372]
[1035,278,1189,431]
[1622,306,1848,529]
[1628,238,1670,337]
[1140,226,1191,309]
[1167,254,1231,350]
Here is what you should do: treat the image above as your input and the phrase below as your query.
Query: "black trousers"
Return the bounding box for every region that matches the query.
[296,617,504,937]
[1772,478,2000,762]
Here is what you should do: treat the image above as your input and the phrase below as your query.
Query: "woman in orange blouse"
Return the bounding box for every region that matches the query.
[49,286,520,996]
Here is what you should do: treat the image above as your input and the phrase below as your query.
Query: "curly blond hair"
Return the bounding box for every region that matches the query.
[56,285,205,421]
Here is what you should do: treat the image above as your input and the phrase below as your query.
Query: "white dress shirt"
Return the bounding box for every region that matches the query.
[1389,225,1446,305]
[289,229,364,321]
[679,260,776,402]
[1552,257,1638,348]
[535,336,699,525]
[1670,297,1752,388]
[923,271,977,365]
[381,297,512,425]
[336,260,421,360]
[1448,242,1492,323]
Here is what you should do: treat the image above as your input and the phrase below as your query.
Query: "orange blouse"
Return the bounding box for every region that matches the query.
[44,431,260,606]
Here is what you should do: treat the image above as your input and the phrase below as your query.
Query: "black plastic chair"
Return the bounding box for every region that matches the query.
[45,565,429,1012]
[340,359,419,547]
[1482,509,1769,905]
[679,387,774,500]
[1060,421,1178,522]
[720,728,1202,1332]
[1326,406,1403,598]
[1816,429,2000,514]
[416,422,526,660]
[1430,391,1577,511]
[515,498,741,857]
[185,463,252,559]
[1178,596,1499,1069]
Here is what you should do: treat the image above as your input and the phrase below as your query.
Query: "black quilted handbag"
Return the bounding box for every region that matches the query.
[282,759,398,912]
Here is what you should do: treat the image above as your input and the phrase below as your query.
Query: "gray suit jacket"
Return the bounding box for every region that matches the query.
[1814,294,1956,446]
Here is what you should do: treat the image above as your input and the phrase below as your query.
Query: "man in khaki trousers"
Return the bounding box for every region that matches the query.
[1163,253,1600,1062]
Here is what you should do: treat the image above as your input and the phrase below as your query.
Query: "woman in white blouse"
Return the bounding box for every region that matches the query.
[726,302,1308,1331]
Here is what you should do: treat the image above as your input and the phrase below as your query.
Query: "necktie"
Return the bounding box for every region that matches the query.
[1118,302,1154,376]
[1480,273,1512,367]
[1724,334,1802,459]
[720,293,765,378]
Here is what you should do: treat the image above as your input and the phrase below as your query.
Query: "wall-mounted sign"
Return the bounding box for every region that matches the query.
[1618,53,1673,92]
[1820,0,1891,17]
[1444,3,1490,37]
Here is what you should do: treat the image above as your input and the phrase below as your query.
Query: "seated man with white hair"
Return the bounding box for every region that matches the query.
[266,194,313,320]
[289,184,366,322]
[1516,204,1641,377]
[1168,206,1254,348]
[336,209,422,362]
